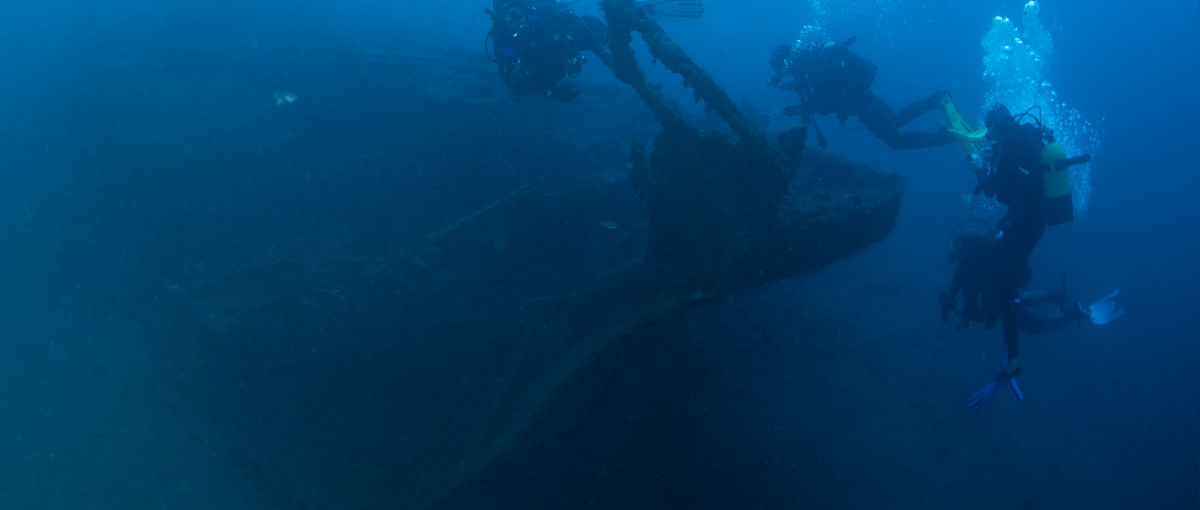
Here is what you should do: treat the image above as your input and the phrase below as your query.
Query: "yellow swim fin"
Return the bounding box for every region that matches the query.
[939,94,987,156]
[948,127,988,142]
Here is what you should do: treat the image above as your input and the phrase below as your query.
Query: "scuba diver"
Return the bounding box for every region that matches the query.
[939,225,1122,333]
[938,221,1121,410]
[485,0,703,102]
[966,104,1090,383]
[767,37,957,150]
[938,225,995,330]
[963,283,1123,410]
[486,0,609,102]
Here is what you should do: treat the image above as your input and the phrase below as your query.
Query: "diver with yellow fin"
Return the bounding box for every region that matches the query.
[939,98,1090,223]
[768,37,958,150]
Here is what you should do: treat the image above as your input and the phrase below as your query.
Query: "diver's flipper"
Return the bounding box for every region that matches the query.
[939,94,987,156]
[967,353,1025,410]
[967,371,1024,410]
[966,375,999,410]
[1088,289,1125,325]
[948,127,989,143]
[637,0,705,19]
[1007,377,1025,400]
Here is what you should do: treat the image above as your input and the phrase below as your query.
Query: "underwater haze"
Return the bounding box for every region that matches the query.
[0,0,1196,509]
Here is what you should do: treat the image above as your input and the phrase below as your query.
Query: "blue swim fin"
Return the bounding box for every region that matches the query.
[966,354,1025,411]
[1007,376,1025,400]
[1088,289,1124,325]
[966,375,999,410]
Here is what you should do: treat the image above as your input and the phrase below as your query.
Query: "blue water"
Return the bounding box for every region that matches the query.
[0,0,1195,508]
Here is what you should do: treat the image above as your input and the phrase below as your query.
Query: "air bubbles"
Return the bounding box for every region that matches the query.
[981,2,1098,216]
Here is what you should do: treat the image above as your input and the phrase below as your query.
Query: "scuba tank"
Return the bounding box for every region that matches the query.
[1014,106,1091,227]
[825,36,879,90]
[1040,142,1073,226]
[1040,144,1091,226]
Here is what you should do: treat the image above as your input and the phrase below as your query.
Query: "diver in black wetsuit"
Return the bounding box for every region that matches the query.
[943,225,1123,410]
[939,230,995,329]
[767,38,956,150]
[940,230,1088,334]
[486,0,611,102]
[948,106,1098,409]
[984,103,1051,376]
[973,103,1053,377]
[484,0,703,102]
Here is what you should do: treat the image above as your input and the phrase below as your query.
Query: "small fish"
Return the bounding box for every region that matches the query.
[274,91,299,107]
[598,221,619,230]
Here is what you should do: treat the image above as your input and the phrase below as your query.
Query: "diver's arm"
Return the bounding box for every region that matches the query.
[979,149,1008,199]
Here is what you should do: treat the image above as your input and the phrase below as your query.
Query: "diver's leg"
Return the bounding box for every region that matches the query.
[1015,302,1039,332]
[1018,289,1064,307]
[1038,311,1074,331]
[995,210,1046,280]
[983,239,1023,329]
[855,91,952,150]
[894,91,945,127]
[1002,310,1021,363]
[1005,213,1047,284]
[853,92,906,148]
[1015,303,1071,333]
